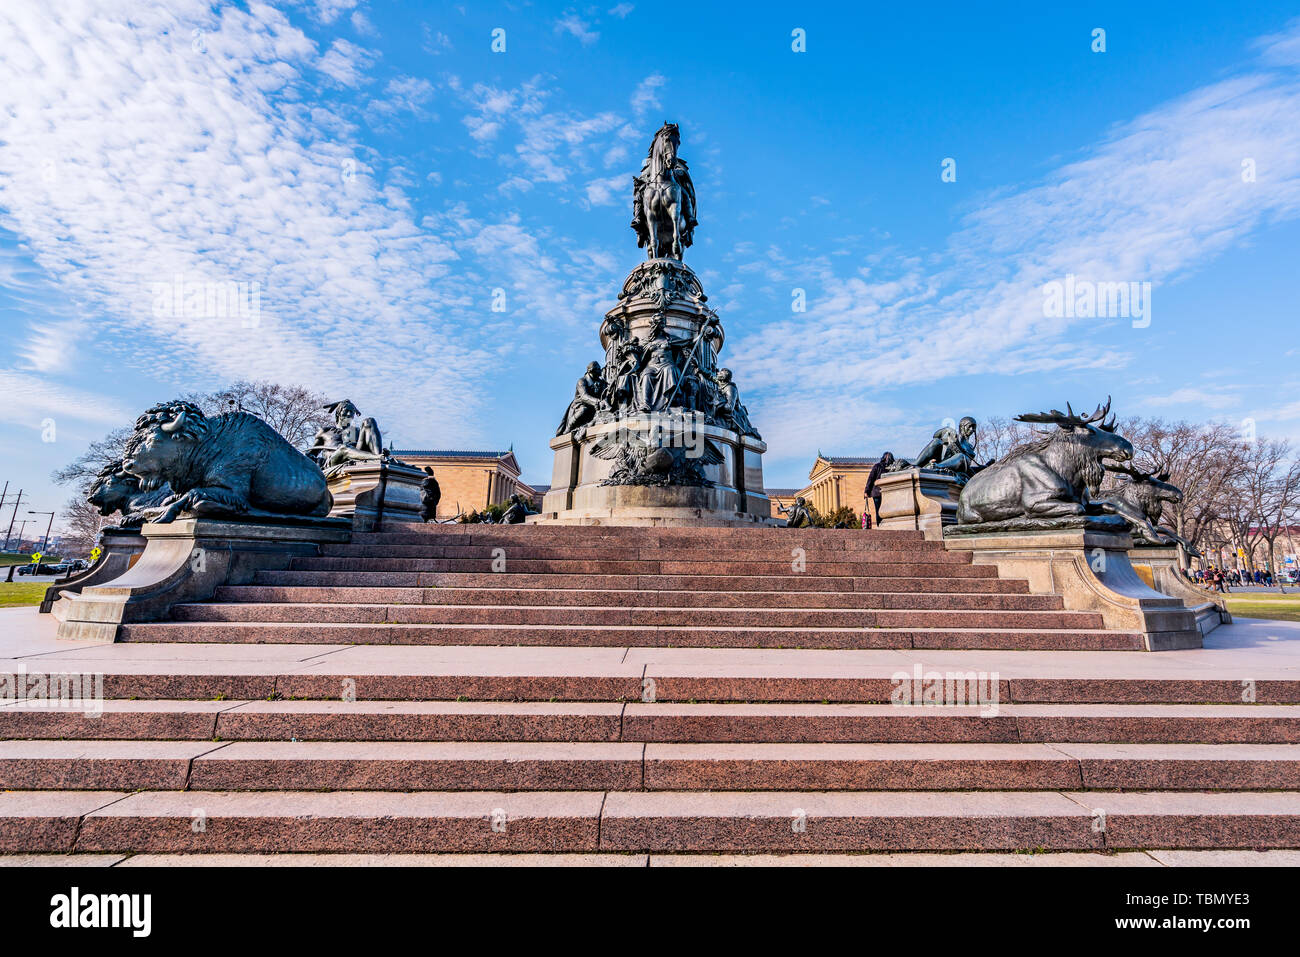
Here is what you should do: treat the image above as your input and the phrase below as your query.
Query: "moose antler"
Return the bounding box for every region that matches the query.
[1015,395,1113,429]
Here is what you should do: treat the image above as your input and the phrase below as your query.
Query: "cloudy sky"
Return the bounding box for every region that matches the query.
[2,0,1299,530]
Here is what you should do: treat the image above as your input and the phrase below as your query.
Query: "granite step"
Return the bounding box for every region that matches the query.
[343,537,939,555]
[168,602,1105,631]
[254,570,1023,592]
[318,545,964,562]
[350,527,927,544]
[5,741,1298,792]
[117,621,1143,650]
[3,702,1296,743]
[3,660,1291,705]
[214,585,1064,611]
[287,557,990,577]
[5,789,1297,854]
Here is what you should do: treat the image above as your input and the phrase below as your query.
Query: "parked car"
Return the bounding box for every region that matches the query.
[15,562,62,576]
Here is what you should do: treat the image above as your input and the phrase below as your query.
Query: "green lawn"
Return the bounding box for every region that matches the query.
[0,582,50,607]
[1224,593,1300,623]
[0,552,60,566]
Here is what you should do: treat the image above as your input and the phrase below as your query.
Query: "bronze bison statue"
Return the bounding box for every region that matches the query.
[122,400,332,524]
[86,459,173,527]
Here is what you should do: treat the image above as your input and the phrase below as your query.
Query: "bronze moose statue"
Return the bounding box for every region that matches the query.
[955,398,1134,527]
[1098,462,1199,554]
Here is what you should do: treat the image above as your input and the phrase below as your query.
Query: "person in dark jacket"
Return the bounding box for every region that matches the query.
[863,452,895,529]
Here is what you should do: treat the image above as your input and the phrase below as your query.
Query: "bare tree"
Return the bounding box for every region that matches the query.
[181,380,332,449]
[58,495,110,556]
[1248,444,1300,592]
[49,425,136,494]
[977,415,1037,463]
[1116,418,1243,567]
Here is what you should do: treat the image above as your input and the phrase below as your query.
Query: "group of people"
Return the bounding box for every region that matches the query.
[1187,565,1279,592]
[556,313,759,438]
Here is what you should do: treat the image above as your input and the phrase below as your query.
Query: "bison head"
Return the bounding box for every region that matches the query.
[122,400,209,483]
[87,461,141,516]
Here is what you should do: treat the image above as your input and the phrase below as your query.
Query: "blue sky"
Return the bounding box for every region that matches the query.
[2,0,1299,531]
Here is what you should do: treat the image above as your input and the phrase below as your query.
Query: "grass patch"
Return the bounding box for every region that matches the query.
[1224,593,1300,623]
[0,582,50,607]
[0,552,61,566]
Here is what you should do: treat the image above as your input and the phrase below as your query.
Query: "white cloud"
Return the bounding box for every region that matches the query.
[0,370,134,428]
[631,74,665,117]
[585,174,627,206]
[317,37,378,87]
[729,23,1300,418]
[351,11,377,36]
[368,75,434,117]
[0,0,488,440]
[609,4,634,18]
[555,13,599,46]
[458,79,624,186]
[312,0,360,25]
[1141,387,1241,410]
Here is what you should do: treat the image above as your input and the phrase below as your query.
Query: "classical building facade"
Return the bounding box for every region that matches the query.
[766,453,881,520]
[390,449,539,519]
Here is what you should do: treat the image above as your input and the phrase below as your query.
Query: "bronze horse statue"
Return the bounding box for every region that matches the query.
[631,123,698,261]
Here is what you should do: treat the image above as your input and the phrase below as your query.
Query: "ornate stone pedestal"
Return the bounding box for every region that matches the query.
[943,519,1201,650]
[875,469,961,540]
[51,515,351,642]
[39,526,148,614]
[534,412,771,526]
[535,254,773,525]
[326,461,426,531]
[1129,543,1230,635]
[535,126,773,527]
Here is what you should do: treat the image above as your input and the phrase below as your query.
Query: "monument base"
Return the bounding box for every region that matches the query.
[52,515,351,642]
[326,461,426,531]
[942,524,1202,650]
[39,526,147,614]
[875,469,961,540]
[532,414,775,526]
[1129,543,1230,635]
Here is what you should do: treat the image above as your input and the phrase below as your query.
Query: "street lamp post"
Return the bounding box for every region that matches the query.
[28,511,55,553]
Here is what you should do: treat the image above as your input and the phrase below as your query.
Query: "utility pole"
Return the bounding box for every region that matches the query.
[0,481,9,515]
[2,488,24,551]
[29,510,55,553]
[4,520,30,582]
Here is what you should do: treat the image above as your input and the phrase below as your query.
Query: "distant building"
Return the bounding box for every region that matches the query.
[766,453,880,520]
[391,448,539,520]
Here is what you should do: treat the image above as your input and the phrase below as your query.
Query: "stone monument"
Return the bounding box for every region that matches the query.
[50,400,350,640]
[1105,462,1228,635]
[533,124,772,525]
[877,415,983,538]
[305,398,426,530]
[942,398,1200,649]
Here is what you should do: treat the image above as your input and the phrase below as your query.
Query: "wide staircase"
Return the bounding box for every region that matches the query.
[2,524,1297,859]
